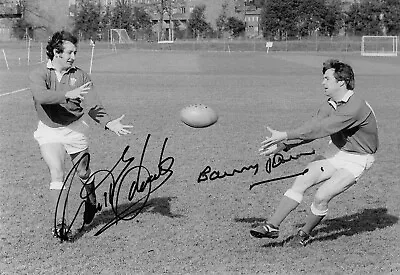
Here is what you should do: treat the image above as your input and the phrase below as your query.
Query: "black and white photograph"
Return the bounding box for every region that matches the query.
[0,0,399,274]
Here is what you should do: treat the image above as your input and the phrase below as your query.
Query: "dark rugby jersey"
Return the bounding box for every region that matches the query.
[29,61,111,128]
[287,91,379,155]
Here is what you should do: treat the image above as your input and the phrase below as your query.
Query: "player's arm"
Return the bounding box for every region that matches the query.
[263,105,359,149]
[29,69,67,104]
[259,139,314,156]
[259,105,328,154]
[287,110,358,141]
[30,69,91,104]
[82,76,133,136]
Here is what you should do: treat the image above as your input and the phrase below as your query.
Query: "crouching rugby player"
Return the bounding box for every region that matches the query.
[251,59,379,246]
[30,31,133,240]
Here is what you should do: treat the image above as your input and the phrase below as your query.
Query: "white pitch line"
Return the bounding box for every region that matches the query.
[0,87,29,97]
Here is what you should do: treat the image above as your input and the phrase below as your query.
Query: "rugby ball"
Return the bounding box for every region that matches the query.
[180,104,218,128]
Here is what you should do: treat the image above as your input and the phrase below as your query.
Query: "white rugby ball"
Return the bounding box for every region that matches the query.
[180,104,218,128]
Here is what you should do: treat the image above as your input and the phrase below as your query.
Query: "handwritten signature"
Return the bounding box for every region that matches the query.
[56,134,175,237]
[197,150,315,188]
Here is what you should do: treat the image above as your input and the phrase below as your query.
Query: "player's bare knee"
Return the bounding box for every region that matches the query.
[291,167,320,192]
[313,192,330,210]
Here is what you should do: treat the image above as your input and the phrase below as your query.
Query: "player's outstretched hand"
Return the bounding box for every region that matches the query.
[260,126,288,149]
[259,142,287,156]
[106,115,133,136]
[65,82,92,100]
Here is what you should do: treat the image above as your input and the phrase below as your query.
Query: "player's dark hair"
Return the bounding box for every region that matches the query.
[46,31,78,60]
[322,59,355,90]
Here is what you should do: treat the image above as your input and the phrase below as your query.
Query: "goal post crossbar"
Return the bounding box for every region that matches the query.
[361,36,398,57]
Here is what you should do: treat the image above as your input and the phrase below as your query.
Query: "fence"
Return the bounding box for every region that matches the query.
[112,35,366,53]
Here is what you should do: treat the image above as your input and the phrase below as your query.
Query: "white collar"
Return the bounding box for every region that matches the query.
[328,90,354,110]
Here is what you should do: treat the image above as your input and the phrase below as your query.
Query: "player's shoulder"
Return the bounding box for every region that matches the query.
[348,93,367,108]
[344,92,370,114]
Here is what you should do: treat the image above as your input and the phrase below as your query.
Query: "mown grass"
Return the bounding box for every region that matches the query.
[0,49,399,274]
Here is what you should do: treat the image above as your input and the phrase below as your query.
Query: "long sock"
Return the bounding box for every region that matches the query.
[81,177,96,205]
[50,188,68,224]
[302,214,325,234]
[269,196,300,227]
[86,182,96,203]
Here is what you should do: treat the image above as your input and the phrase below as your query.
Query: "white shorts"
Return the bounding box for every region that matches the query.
[326,150,375,181]
[34,119,89,155]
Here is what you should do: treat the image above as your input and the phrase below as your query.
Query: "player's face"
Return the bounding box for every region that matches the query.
[322,68,343,98]
[54,41,77,70]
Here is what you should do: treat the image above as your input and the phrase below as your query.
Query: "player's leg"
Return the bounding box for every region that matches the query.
[70,149,96,204]
[303,168,356,235]
[289,169,355,247]
[295,152,375,245]
[39,143,69,236]
[70,148,100,225]
[269,158,337,227]
[65,119,99,224]
[250,157,336,239]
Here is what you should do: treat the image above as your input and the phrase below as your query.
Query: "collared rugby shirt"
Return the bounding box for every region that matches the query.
[287,91,379,155]
[29,60,111,128]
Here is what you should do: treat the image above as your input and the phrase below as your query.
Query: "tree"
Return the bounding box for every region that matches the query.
[260,0,300,40]
[346,0,383,36]
[99,5,112,40]
[111,0,134,33]
[74,0,102,40]
[216,1,229,38]
[226,16,245,38]
[320,0,343,37]
[132,6,152,40]
[296,0,326,38]
[187,4,211,39]
[381,0,400,35]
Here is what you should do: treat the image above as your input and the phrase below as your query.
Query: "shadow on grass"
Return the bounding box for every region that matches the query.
[235,207,398,248]
[70,196,184,242]
[311,207,398,244]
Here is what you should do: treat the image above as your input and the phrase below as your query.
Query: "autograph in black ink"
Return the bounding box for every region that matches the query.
[197,150,315,188]
[248,169,309,190]
[55,134,174,237]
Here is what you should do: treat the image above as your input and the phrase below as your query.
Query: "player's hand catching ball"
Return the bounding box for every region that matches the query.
[106,115,133,136]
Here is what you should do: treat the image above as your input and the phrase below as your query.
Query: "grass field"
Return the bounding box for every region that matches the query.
[0,47,399,274]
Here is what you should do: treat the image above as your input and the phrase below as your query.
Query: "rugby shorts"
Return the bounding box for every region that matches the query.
[34,118,89,155]
[325,150,375,181]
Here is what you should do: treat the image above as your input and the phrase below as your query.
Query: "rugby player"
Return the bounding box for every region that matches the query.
[30,31,133,240]
[250,59,379,246]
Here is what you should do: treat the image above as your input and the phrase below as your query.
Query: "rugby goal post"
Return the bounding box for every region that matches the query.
[109,29,132,44]
[361,36,398,57]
